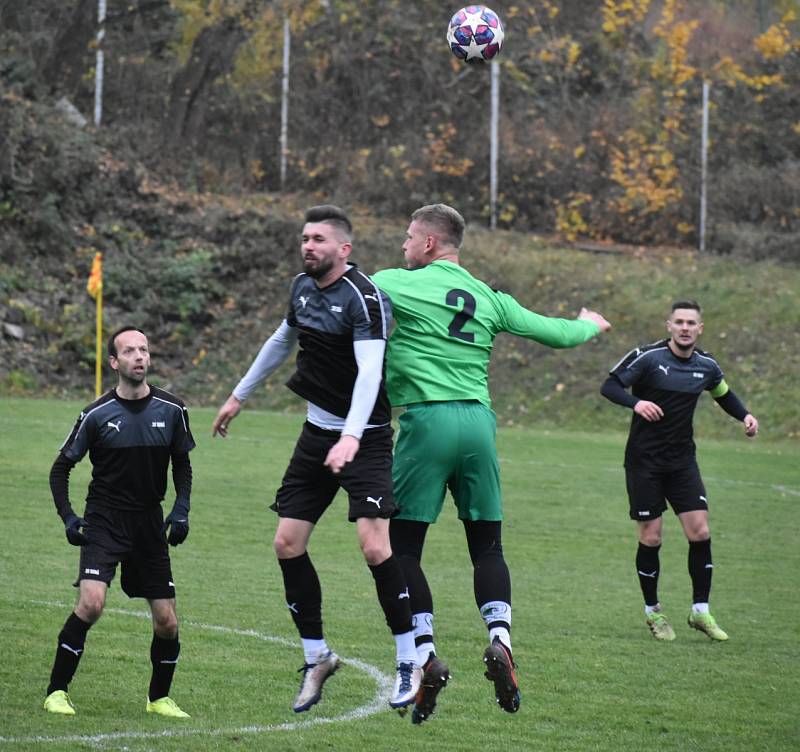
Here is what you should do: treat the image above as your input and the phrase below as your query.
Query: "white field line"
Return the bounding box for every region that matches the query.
[498,457,800,497]
[1,602,393,747]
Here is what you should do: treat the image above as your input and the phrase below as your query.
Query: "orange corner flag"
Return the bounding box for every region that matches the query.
[87,252,103,299]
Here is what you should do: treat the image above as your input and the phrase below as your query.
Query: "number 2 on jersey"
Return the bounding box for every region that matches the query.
[446,289,476,342]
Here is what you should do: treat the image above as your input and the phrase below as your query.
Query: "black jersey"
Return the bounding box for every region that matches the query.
[285,265,392,424]
[609,339,724,468]
[58,386,196,511]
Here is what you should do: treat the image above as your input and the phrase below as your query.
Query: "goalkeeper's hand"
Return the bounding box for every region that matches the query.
[63,513,89,546]
[162,502,190,546]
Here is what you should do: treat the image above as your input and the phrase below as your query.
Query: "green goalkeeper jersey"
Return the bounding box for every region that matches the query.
[372,260,600,408]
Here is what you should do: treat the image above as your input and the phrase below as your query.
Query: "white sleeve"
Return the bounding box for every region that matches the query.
[342,339,386,439]
[232,320,298,402]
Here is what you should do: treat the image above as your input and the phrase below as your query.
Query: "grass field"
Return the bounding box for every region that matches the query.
[1,398,798,751]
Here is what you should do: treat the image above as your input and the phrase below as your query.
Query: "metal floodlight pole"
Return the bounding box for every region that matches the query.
[280,16,290,190]
[489,60,500,230]
[94,0,107,127]
[699,80,710,253]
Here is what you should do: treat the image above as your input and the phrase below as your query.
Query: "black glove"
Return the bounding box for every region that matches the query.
[63,513,89,546]
[162,501,190,546]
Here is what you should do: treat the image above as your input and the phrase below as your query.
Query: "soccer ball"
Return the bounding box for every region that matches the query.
[446,6,504,64]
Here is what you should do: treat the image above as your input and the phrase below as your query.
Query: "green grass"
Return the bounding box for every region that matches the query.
[1,398,798,751]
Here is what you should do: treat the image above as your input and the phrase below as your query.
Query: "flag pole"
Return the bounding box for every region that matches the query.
[95,283,103,397]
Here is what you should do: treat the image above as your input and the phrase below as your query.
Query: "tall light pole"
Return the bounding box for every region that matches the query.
[699,80,709,253]
[93,0,107,127]
[280,16,290,189]
[489,60,500,230]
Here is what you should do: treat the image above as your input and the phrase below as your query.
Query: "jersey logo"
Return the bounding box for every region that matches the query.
[657,365,670,376]
[151,421,166,428]
[693,372,703,378]
[364,293,379,302]
[298,295,310,308]
[107,420,122,432]
[330,305,343,313]
[366,496,383,508]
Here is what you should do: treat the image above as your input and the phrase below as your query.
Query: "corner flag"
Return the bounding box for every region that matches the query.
[87,252,103,299]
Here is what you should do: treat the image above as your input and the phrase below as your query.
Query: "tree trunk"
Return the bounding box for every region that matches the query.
[164,16,249,148]
[40,0,96,95]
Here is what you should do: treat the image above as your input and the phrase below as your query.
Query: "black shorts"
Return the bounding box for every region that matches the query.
[625,462,708,521]
[271,422,396,523]
[76,505,175,600]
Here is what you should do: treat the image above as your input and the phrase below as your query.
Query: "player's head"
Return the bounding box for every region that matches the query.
[667,300,703,352]
[404,204,465,269]
[301,205,353,281]
[108,326,149,385]
[411,204,465,248]
[304,205,352,243]
[671,300,702,317]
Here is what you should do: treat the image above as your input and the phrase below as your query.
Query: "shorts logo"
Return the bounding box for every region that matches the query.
[366,496,383,508]
[287,602,299,614]
[84,568,100,575]
[398,588,410,600]
[638,510,651,517]
[699,495,707,504]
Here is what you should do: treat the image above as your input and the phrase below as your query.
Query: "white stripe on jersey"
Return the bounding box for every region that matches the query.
[341,271,389,339]
[59,398,119,451]
[153,394,190,433]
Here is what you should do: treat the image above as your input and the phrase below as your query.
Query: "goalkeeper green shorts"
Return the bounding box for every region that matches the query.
[392,400,502,523]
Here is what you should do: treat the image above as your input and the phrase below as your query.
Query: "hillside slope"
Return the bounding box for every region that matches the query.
[1,98,798,439]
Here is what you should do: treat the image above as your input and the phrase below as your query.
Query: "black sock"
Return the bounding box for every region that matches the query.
[278,552,323,639]
[368,555,413,635]
[148,633,180,702]
[47,612,91,695]
[636,542,661,607]
[688,538,713,604]
[390,519,433,647]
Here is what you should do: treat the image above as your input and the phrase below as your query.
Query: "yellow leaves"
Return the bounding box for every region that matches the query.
[755,22,792,61]
[555,193,592,242]
[248,160,265,184]
[609,131,682,217]
[601,0,651,36]
[370,114,391,128]
[792,122,800,136]
[566,41,581,69]
[573,145,586,159]
[426,123,473,177]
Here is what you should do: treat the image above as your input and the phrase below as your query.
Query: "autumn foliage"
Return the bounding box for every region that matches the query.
[1,0,798,258]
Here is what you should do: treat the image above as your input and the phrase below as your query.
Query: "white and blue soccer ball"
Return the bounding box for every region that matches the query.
[447,5,505,64]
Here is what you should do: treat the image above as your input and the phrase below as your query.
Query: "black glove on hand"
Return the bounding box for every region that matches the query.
[163,501,190,546]
[63,513,89,546]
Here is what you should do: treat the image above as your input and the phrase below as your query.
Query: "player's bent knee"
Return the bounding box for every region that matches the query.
[76,598,105,624]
